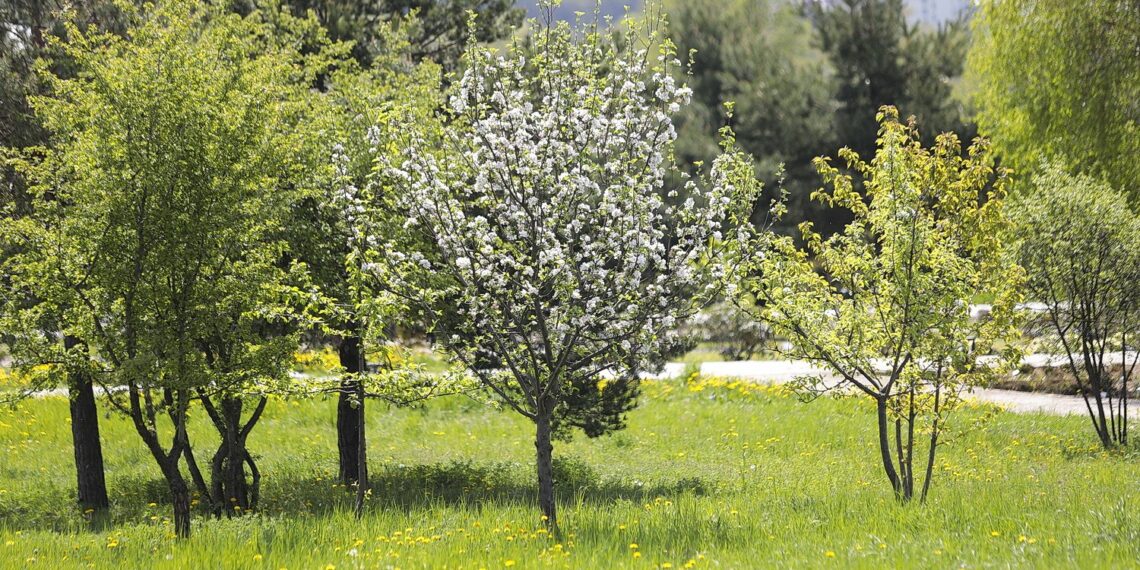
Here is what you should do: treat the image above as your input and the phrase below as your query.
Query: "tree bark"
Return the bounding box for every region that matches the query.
[337,334,364,485]
[353,377,368,518]
[169,471,191,538]
[535,407,557,530]
[221,397,250,514]
[875,397,902,498]
[64,336,109,512]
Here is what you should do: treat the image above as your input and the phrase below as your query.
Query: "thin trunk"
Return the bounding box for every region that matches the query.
[337,334,364,485]
[65,337,109,512]
[244,450,261,510]
[875,397,902,498]
[1090,366,1113,447]
[128,385,194,537]
[353,372,368,518]
[905,387,916,500]
[535,407,557,529]
[1120,333,1129,445]
[169,471,191,539]
[920,381,942,503]
[181,436,214,516]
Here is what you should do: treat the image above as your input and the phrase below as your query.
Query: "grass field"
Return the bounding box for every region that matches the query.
[1,376,1138,569]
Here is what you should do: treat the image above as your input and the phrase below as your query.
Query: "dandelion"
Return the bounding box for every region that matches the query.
[504,561,516,567]
[990,531,1001,537]
[825,551,836,558]
[253,554,263,562]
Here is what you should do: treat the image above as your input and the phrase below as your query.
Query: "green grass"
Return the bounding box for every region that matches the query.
[1,378,1138,569]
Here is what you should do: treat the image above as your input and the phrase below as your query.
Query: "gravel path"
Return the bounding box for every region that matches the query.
[654,360,1140,418]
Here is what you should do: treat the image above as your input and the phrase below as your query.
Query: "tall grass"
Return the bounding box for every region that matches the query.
[1,377,1137,568]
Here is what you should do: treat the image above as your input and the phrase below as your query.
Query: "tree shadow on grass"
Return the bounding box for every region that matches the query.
[0,458,710,532]
[360,457,710,514]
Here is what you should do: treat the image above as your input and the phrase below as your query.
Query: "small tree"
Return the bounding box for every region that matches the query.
[284,15,444,490]
[9,0,315,536]
[384,7,757,527]
[1009,164,1140,448]
[300,56,473,515]
[737,107,1023,502]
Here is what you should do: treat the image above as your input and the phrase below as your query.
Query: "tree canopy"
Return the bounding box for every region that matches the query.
[382,8,759,526]
[967,0,1140,200]
[736,107,1023,502]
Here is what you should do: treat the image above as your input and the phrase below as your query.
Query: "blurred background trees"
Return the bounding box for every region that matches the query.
[967,0,1140,201]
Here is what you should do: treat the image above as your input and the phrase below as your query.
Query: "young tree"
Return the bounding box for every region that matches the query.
[1009,164,1140,448]
[7,0,315,536]
[384,9,758,527]
[967,0,1140,201]
[737,107,1023,501]
[290,37,452,496]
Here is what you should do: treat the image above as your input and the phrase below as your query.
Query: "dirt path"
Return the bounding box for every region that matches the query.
[655,360,1139,418]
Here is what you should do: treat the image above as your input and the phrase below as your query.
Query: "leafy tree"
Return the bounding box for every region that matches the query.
[737,107,1023,502]
[5,0,319,536]
[289,29,470,505]
[967,0,1140,201]
[384,8,759,527]
[1009,164,1140,448]
[665,0,836,234]
[1,0,133,516]
[273,0,523,69]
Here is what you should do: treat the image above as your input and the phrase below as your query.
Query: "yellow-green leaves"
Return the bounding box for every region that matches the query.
[735,107,1024,500]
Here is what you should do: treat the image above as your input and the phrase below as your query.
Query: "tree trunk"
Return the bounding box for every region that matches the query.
[221,397,250,514]
[354,377,368,518]
[337,334,364,485]
[920,423,939,503]
[535,408,557,529]
[875,397,902,498]
[64,336,109,512]
[200,393,263,515]
[169,472,191,538]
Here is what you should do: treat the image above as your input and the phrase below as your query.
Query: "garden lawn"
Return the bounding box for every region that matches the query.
[1,377,1137,569]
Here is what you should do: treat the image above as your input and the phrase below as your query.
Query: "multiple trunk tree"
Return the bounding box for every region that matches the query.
[740,107,1025,502]
[1011,164,1140,448]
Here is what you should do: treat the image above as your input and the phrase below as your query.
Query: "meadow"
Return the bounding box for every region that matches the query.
[1,375,1137,569]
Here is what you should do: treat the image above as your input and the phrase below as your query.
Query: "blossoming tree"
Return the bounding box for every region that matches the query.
[736,107,1024,502]
[384,9,758,526]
